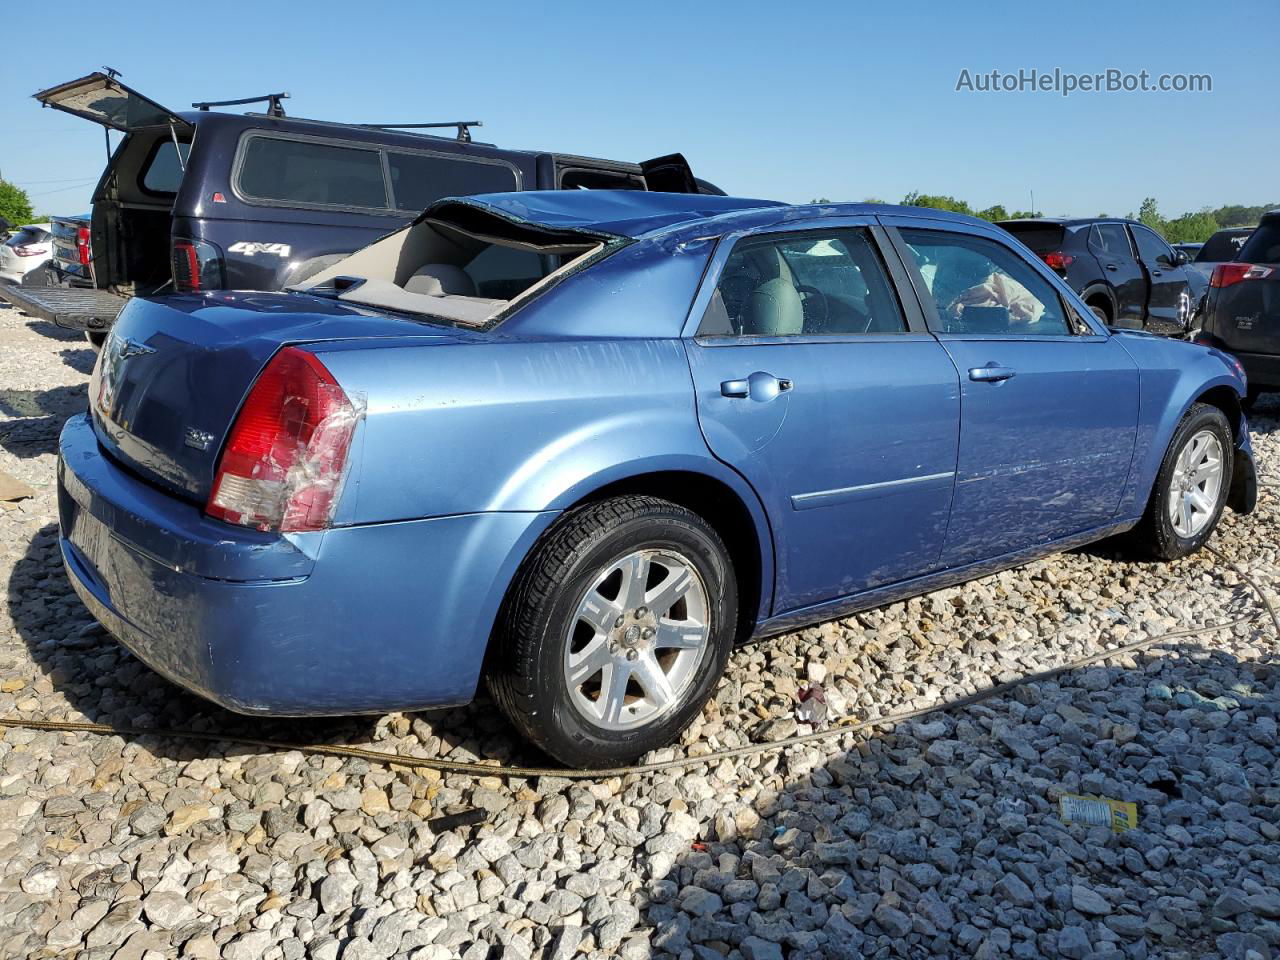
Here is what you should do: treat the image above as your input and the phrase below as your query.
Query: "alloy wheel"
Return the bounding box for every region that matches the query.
[563,549,710,730]
[1168,428,1224,538]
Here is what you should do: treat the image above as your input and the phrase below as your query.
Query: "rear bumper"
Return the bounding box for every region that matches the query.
[1236,351,1280,389]
[58,413,556,715]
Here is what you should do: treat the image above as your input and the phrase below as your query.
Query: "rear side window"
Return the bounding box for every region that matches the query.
[900,229,1070,336]
[1089,223,1131,257]
[1238,221,1280,264]
[142,141,190,194]
[699,229,906,337]
[388,152,519,213]
[237,136,387,209]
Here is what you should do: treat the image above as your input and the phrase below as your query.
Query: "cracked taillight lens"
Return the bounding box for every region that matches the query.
[206,348,359,533]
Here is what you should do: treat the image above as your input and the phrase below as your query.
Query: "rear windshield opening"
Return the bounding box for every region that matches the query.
[296,211,605,327]
[1236,223,1280,265]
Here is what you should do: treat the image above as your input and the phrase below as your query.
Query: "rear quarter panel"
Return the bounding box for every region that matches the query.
[315,336,752,521]
[1109,332,1246,518]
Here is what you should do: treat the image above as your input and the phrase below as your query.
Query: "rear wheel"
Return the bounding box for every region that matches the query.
[1086,300,1111,326]
[1132,403,1232,560]
[487,496,736,768]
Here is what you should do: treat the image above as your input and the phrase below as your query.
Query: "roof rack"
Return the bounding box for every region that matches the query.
[192,92,290,118]
[359,121,482,143]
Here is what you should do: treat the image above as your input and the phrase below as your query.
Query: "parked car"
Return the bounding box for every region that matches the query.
[59,192,1256,766]
[998,217,1203,335]
[1194,211,1280,407]
[0,223,53,284]
[1173,242,1203,260]
[1186,226,1256,286]
[0,70,720,343]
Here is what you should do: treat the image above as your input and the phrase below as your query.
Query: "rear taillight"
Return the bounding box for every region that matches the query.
[171,237,226,292]
[77,226,91,266]
[1210,262,1274,288]
[1041,251,1073,271]
[206,348,360,533]
[13,244,45,257]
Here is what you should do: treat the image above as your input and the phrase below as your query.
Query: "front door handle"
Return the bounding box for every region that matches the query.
[721,371,793,400]
[1106,263,1118,271]
[969,363,1017,383]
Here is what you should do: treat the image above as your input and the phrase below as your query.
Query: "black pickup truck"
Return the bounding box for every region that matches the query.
[1,71,721,344]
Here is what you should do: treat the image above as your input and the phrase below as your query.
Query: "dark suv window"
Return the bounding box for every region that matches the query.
[1131,225,1174,264]
[1089,223,1131,257]
[1196,230,1251,262]
[141,140,190,194]
[1238,220,1280,264]
[388,152,519,213]
[238,136,388,209]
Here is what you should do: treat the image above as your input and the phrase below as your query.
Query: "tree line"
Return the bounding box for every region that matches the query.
[890,193,1274,244]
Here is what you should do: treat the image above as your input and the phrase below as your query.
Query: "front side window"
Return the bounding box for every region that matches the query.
[1131,225,1175,264]
[900,229,1071,336]
[1089,223,1131,257]
[388,152,519,213]
[238,136,387,209]
[698,229,906,337]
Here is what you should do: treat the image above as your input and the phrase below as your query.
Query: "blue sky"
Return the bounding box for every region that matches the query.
[2,0,1275,219]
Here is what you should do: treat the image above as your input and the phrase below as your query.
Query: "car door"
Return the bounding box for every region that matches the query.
[683,222,961,614]
[885,220,1139,568]
[1130,224,1193,330]
[1087,223,1147,327]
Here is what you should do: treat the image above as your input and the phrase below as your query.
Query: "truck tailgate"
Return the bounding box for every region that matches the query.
[0,285,127,332]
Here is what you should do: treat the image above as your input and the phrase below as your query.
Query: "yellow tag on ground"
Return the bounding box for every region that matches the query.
[1059,793,1139,832]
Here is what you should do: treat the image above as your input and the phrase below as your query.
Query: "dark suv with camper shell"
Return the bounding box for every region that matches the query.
[1,71,720,343]
[999,217,1205,335]
[1194,210,1280,406]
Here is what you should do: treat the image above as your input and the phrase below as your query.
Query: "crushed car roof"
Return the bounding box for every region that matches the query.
[425,191,995,242]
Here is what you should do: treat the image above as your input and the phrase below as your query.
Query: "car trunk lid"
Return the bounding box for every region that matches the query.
[89,291,467,503]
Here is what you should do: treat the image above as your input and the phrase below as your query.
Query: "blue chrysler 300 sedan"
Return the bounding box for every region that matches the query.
[58,191,1257,766]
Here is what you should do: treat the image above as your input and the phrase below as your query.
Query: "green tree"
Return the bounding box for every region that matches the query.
[976,204,1008,222]
[0,178,35,228]
[1164,210,1220,244]
[1137,197,1166,237]
[902,192,974,216]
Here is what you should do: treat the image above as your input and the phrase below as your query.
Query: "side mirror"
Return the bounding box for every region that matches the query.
[1168,250,1191,266]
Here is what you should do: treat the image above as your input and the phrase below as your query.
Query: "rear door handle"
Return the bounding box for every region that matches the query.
[969,364,1017,383]
[1105,263,1118,271]
[721,371,793,400]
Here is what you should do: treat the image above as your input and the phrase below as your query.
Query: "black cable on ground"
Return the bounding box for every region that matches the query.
[0,544,1276,781]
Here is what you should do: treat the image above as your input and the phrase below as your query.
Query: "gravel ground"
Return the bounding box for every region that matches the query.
[0,301,1277,960]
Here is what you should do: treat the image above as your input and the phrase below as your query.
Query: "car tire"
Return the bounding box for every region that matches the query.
[1087,302,1110,326]
[1132,403,1233,561]
[487,496,737,768]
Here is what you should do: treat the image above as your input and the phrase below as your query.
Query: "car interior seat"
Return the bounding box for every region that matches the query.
[404,264,478,297]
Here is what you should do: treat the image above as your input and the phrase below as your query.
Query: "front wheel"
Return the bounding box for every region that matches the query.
[1132,403,1233,560]
[487,496,737,768]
